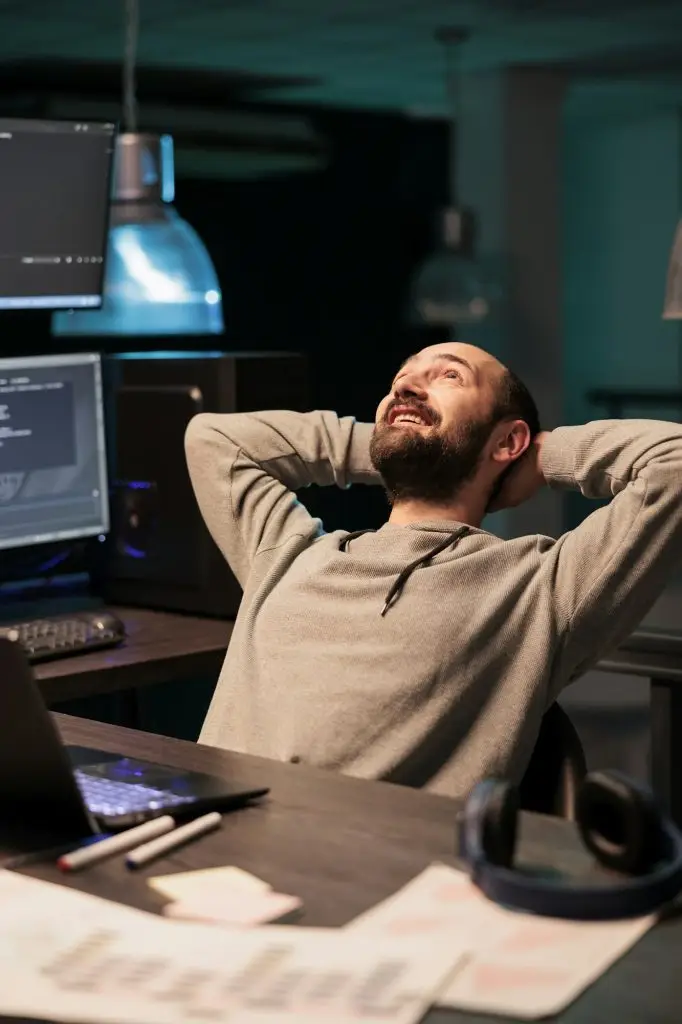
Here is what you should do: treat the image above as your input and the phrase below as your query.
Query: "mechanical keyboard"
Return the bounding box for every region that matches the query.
[0,609,126,664]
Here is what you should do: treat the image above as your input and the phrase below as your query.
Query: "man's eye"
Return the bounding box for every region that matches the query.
[443,369,461,380]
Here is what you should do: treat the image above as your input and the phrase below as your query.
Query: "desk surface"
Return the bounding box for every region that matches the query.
[34,607,232,705]
[6,713,681,1024]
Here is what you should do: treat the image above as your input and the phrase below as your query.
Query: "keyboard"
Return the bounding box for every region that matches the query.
[74,770,193,817]
[0,609,126,664]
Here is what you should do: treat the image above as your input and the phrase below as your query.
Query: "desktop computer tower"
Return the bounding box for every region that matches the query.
[103,351,309,618]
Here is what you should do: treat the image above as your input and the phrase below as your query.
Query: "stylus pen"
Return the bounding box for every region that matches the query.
[125,811,222,870]
[58,815,176,872]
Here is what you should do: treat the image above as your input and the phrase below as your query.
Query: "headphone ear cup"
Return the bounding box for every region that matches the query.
[479,780,519,868]
[577,770,665,874]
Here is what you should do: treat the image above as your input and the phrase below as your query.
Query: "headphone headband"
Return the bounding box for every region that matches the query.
[460,772,682,920]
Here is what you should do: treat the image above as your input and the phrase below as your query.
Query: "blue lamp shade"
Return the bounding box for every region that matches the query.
[53,133,224,337]
[408,208,501,328]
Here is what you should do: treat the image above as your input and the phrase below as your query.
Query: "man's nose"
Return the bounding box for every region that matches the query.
[394,376,428,401]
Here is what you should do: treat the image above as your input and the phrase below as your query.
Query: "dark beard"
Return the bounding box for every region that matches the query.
[369,415,496,505]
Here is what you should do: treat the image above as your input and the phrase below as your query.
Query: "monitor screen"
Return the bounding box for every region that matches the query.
[0,353,109,551]
[0,118,115,311]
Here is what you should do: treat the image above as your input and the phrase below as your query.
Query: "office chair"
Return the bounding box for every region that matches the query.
[518,702,587,820]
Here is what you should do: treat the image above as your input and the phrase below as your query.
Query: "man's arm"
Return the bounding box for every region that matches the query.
[534,420,682,687]
[184,410,379,587]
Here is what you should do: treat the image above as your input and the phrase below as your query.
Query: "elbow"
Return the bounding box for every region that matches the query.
[184,413,214,466]
[184,413,244,476]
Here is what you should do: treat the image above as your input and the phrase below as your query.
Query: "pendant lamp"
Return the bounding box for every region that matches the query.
[407,29,500,332]
[52,0,223,337]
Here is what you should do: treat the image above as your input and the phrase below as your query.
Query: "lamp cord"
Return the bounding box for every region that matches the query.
[436,28,468,209]
[123,0,139,133]
[444,41,458,208]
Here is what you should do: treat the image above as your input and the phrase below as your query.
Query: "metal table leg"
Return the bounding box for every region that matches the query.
[650,678,682,826]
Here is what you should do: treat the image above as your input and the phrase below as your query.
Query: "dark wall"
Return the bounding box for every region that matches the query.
[1,105,449,531]
[177,107,449,413]
[178,107,449,529]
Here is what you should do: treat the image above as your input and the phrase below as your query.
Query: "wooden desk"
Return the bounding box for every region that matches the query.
[598,628,682,829]
[33,607,232,707]
[8,713,682,1024]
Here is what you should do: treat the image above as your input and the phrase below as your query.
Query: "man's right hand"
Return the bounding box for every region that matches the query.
[488,431,550,512]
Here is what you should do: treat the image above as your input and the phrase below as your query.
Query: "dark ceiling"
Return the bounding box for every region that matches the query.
[2,0,682,114]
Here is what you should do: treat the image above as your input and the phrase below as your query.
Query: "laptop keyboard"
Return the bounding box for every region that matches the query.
[74,770,194,817]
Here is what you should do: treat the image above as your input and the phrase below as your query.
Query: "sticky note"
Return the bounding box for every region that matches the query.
[148,865,270,902]
[163,890,303,927]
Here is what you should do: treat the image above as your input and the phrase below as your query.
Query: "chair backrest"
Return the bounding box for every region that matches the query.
[518,702,587,820]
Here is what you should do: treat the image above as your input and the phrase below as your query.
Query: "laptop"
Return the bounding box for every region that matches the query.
[0,638,269,840]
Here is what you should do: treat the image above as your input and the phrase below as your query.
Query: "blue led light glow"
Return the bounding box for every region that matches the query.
[115,351,225,360]
[123,543,146,559]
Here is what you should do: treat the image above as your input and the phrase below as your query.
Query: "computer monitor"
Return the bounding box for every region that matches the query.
[0,353,109,552]
[0,117,115,311]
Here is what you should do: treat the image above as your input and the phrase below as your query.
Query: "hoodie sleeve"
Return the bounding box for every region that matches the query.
[537,419,682,687]
[184,410,379,587]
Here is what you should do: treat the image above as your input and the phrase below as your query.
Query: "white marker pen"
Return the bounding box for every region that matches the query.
[58,815,175,872]
[125,812,222,870]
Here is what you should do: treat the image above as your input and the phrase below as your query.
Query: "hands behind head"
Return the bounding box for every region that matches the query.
[487,431,550,513]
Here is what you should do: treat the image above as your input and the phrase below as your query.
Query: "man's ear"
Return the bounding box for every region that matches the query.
[492,420,532,467]
[509,420,532,461]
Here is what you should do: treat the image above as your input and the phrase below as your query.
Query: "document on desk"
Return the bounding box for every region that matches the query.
[0,870,467,1024]
[345,863,656,1020]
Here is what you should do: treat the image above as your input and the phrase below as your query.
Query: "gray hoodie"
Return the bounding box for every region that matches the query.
[185,411,682,798]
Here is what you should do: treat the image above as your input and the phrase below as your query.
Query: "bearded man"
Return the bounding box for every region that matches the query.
[184,343,682,798]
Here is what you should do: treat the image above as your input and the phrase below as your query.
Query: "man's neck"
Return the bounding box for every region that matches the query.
[387,491,487,529]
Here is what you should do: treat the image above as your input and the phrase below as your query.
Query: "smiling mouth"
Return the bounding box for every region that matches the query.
[387,406,434,427]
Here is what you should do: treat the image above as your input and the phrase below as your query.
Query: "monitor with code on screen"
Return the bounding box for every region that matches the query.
[0,353,109,551]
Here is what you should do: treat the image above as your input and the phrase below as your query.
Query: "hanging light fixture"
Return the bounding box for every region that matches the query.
[52,0,223,337]
[407,29,501,332]
[663,221,682,319]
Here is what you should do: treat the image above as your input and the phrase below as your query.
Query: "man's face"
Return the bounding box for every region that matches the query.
[370,343,506,504]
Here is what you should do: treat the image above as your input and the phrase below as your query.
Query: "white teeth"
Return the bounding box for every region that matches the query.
[394,413,428,425]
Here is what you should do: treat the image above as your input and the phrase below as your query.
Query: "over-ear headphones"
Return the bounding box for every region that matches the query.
[459,770,682,919]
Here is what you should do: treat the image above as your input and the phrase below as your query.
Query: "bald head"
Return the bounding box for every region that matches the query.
[395,343,507,407]
[401,342,506,376]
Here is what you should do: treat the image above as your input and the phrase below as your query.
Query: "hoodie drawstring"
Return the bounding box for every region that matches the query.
[339,525,470,617]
